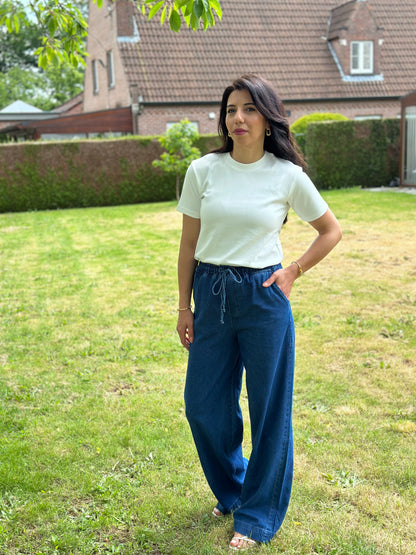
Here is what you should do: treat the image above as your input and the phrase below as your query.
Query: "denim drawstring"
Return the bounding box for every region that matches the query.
[211,267,243,324]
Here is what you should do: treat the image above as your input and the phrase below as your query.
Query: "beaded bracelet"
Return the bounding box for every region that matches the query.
[177,306,192,312]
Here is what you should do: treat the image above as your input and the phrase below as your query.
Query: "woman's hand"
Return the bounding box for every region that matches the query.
[262,209,342,299]
[176,309,194,350]
[262,263,299,299]
[177,215,200,351]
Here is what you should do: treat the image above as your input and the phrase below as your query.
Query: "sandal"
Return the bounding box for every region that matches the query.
[212,507,224,517]
[229,535,257,551]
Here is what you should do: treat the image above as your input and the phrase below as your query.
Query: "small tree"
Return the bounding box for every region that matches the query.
[153,120,201,201]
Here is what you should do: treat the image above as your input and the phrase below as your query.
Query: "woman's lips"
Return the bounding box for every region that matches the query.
[233,129,247,135]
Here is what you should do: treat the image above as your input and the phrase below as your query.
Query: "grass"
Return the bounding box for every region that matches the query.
[0,188,415,554]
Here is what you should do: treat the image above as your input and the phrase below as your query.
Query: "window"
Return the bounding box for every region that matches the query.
[106,50,115,89]
[354,115,382,121]
[166,121,199,132]
[92,60,99,94]
[351,41,373,74]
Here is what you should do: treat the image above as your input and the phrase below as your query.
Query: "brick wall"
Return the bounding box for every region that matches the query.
[136,98,401,135]
[137,104,220,135]
[84,0,131,112]
[285,98,401,124]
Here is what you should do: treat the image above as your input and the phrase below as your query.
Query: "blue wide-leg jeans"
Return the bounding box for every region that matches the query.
[184,262,295,544]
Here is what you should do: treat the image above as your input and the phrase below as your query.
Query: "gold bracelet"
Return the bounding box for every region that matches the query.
[177,306,192,312]
[291,260,303,276]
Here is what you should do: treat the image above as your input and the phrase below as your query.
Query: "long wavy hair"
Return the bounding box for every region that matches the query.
[213,74,306,170]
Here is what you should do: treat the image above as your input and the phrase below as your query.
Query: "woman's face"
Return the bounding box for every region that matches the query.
[225,89,268,150]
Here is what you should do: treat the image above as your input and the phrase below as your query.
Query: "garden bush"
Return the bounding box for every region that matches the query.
[291,113,349,153]
[305,118,400,189]
[0,135,220,213]
[0,117,401,211]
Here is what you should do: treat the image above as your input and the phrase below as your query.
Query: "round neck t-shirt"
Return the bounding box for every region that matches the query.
[177,151,328,268]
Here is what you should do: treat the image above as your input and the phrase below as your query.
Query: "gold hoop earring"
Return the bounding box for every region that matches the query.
[228,132,232,138]
[265,129,271,137]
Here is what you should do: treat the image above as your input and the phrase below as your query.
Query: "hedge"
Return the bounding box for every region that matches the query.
[0,120,401,213]
[305,118,400,189]
[0,134,221,213]
[291,112,349,153]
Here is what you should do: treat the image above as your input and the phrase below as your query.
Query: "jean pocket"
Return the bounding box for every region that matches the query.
[271,282,290,303]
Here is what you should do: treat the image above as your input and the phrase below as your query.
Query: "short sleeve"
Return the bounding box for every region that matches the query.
[177,163,201,219]
[288,168,328,222]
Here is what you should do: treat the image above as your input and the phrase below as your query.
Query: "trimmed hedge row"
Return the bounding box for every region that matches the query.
[291,112,349,153]
[305,118,400,189]
[0,120,400,213]
[0,135,220,213]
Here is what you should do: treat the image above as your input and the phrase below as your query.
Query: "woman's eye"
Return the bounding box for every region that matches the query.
[227,109,235,114]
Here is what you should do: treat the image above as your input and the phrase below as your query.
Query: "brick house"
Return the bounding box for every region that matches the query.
[83,0,416,135]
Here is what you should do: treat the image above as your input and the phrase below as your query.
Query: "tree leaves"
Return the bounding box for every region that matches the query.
[0,1,25,33]
[0,62,84,111]
[140,0,222,32]
[34,1,88,69]
[0,0,223,70]
[0,20,41,72]
[0,0,88,69]
[148,0,164,18]
[152,120,201,200]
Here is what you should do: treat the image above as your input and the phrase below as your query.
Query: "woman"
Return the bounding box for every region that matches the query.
[176,74,342,551]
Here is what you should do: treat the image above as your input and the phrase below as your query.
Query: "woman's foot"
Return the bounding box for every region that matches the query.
[212,507,224,517]
[229,533,257,551]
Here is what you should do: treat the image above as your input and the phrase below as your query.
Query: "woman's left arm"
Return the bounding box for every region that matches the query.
[263,208,342,298]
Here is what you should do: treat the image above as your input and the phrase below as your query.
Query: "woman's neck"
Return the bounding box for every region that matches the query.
[230,146,265,164]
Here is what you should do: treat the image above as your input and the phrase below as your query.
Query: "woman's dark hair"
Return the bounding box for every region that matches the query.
[213,74,306,170]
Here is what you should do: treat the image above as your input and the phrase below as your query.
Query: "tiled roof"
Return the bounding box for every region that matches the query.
[52,92,84,114]
[118,0,416,103]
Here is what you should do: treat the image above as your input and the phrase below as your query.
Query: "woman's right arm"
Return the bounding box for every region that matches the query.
[177,214,201,350]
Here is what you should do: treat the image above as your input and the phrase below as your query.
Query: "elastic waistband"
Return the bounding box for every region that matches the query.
[196,261,281,275]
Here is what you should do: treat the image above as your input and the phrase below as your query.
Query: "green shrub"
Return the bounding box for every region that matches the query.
[195,134,220,154]
[291,113,349,152]
[305,118,400,189]
[0,120,401,212]
[153,120,201,200]
[0,133,224,213]
[0,134,226,213]
[0,138,185,213]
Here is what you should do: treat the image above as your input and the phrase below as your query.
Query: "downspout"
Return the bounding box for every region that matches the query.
[129,84,139,135]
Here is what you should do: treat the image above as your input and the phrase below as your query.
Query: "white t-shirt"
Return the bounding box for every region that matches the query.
[177,151,328,268]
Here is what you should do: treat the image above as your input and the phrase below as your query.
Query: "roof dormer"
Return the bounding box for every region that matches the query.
[327,0,384,82]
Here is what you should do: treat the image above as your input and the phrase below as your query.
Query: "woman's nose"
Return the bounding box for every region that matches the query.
[235,109,244,122]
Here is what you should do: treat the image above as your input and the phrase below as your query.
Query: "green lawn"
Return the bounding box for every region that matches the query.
[0,188,415,554]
